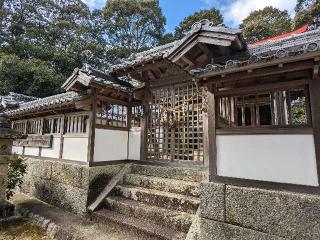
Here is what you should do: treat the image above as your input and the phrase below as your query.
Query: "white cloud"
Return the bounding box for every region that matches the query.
[82,0,107,9]
[224,0,297,27]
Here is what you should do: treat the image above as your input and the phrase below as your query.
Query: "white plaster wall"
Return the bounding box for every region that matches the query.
[94,129,128,162]
[128,129,141,160]
[217,134,319,186]
[62,137,88,162]
[24,147,39,156]
[12,146,23,155]
[41,137,61,159]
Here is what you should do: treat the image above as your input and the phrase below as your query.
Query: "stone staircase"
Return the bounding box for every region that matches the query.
[92,164,208,240]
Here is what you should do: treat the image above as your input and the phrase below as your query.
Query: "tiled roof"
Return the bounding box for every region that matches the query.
[190,27,320,76]
[107,20,243,73]
[0,92,38,111]
[6,91,83,116]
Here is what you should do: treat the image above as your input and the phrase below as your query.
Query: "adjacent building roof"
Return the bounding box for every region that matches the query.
[6,91,84,116]
[0,92,38,112]
[63,64,136,92]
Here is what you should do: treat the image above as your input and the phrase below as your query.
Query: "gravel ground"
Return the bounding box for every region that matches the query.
[10,193,161,240]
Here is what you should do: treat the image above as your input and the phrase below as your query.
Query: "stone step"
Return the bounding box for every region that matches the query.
[124,173,201,197]
[114,185,199,214]
[93,209,186,240]
[131,164,208,182]
[105,196,193,233]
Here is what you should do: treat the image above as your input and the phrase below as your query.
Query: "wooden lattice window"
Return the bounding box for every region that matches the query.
[131,105,143,128]
[12,120,27,134]
[64,112,89,134]
[218,88,310,128]
[43,116,62,134]
[96,103,127,128]
[26,118,43,135]
[147,83,204,163]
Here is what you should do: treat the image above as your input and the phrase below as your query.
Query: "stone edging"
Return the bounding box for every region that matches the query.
[16,206,84,240]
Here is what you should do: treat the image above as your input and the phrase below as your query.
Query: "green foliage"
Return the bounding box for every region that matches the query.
[293,0,320,28]
[102,0,166,60]
[0,53,65,97]
[292,98,307,125]
[174,8,223,39]
[6,156,27,200]
[0,0,107,97]
[240,6,292,43]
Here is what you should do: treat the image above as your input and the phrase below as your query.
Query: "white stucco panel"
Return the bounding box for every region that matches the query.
[128,130,141,160]
[24,146,39,156]
[217,134,318,186]
[41,137,61,159]
[94,129,128,162]
[62,137,88,162]
[12,146,23,155]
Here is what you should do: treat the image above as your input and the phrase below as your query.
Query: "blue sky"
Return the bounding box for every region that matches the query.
[82,0,297,32]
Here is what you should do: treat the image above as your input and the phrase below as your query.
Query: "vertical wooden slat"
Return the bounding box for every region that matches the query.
[309,70,320,184]
[59,115,65,159]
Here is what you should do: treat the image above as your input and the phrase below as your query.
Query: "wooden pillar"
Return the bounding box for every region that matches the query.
[59,115,65,159]
[140,88,149,161]
[87,89,97,164]
[203,84,217,181]
[127,104,132,130]
[309,64,320,184]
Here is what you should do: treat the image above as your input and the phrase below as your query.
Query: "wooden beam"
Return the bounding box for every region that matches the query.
[203,84,216,181]
[198,43,213,62]
[88,164,132,212]
[181,55,195,67]
[97,95,129,106]
[204,60,314,84]
[87,90,97,163]
[216,79,308,97]
[309,63,320,185]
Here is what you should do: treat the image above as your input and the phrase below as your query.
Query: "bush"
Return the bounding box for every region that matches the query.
[6,156,27,200]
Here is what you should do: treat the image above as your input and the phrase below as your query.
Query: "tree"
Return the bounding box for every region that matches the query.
[174,8,223,39]
[293,0,320,28]
[0,0,107,96]
[240,6,292,43]
[0,53,65,97]
[102,0,166,60]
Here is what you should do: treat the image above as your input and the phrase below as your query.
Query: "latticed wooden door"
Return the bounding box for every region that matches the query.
[147,83,205,164]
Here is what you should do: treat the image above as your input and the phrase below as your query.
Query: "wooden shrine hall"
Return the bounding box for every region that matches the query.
[4,20,320,240]
[6,19,320,193]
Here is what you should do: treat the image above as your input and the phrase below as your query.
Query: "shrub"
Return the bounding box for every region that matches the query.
[6,156,27,200]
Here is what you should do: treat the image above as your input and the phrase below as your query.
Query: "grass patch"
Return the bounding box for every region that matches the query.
[0,220,49,240]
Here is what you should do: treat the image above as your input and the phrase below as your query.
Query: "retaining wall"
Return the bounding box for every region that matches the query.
[198,182,320,240]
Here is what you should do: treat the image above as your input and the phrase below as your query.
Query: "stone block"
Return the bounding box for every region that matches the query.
[199,182,225,221]
[198,218,285,240]
[51,161,87,189]
[226,185,320,240]
[26,158,52,180]
[49,182,88,214]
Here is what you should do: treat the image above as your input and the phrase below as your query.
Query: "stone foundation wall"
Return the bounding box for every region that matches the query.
[20,157,125,214]
[198,182,320,240]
